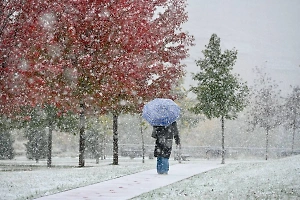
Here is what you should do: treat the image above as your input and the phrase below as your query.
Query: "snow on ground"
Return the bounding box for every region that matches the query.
[133,155,300,200]
[0,156,157,200]
[1,155,300,200]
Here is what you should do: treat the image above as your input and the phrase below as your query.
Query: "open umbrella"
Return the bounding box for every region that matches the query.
[142,98,180,126]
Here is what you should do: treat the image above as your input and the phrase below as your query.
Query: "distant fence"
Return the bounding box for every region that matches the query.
[104,144,300,160]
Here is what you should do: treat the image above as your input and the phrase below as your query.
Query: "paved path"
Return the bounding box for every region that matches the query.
[35,161,223,200]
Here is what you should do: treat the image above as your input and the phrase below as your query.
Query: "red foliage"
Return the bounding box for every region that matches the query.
[0,0,194,116]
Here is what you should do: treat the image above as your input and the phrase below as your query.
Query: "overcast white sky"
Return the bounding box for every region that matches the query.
[182,0,300,95]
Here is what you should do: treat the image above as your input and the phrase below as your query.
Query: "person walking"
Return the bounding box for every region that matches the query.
[152,121,180,174]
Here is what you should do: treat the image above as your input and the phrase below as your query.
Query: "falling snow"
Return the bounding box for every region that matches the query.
[1,0,300,199]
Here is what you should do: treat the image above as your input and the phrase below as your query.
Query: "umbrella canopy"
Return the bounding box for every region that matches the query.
[142,98,180,126]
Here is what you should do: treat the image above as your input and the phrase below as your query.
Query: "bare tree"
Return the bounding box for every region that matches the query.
[248,67,282,160]
[282,86,300,153]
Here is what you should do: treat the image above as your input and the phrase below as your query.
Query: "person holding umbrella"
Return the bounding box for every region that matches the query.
[152,121,180,174]
[142,98,181,174]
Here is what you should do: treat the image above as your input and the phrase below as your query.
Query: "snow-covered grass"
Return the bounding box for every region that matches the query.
[133,155,300,200]
[0,156,157,200]
[1,155,300,200]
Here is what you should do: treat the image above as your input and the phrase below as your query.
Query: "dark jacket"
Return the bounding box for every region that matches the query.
[152,121,180,158]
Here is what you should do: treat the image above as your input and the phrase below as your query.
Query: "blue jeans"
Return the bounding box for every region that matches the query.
[157,157,169,174]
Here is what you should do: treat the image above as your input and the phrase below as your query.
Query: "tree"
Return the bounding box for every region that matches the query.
[23,107,48,162]
[139,116,149,163]
[1,2,57,165]
[0,1,79,166]
[0,116,15,159]
[24,127,48,162]
[190,34,249,164]
[248,66,282,160]
[282,86,300,153]
[85,116,111,163]
[0,131,14,159]
[85,128,102,164]
[95,0,194,165]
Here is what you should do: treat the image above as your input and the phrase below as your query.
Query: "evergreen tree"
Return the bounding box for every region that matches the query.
[190,34,249,164]
[0,131,15,159]
[85,128,103,164]
[23,107,48,162]
[19,105,78,166]
[85,116,111,163]
[0,116,15,159]
[24,127,48,162]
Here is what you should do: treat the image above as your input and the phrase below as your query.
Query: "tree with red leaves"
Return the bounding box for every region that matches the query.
[1,0,194,166]
[1,1,77,167]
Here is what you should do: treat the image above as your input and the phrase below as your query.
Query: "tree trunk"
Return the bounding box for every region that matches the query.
[140,119,145,163]
[221,116,225,164]
[79,102,85,167]
[265,129,269,160]
[112,114,118,165]
[292,119,296,153]
[47,121,53,168]
[101,134,105,160]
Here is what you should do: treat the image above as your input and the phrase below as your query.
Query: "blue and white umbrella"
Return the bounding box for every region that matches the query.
[142,98,180,126]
